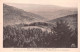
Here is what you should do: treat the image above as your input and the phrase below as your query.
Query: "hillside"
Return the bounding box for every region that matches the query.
[3,4,46,26]
[6,3,77,20]
[48,14,78,29]
[19,14,78,30]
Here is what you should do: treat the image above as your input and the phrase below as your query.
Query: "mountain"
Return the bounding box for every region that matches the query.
[48,14,78,29]
[3,4,46,26]
[6,3,77,20]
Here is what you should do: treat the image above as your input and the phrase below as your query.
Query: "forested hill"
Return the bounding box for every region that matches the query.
[3,4,46,26]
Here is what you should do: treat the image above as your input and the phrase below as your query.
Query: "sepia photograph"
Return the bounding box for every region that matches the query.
[3,0,78,48]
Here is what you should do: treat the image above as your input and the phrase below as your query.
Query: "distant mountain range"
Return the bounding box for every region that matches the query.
[6,3,77,20]
[3,3,78,30]
[3,4,46,26]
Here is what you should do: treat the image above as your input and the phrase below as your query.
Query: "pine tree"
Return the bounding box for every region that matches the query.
[70,28,78,48]
[51,20,73,47]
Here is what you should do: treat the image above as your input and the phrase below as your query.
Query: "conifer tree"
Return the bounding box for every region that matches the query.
[51,20,73,47]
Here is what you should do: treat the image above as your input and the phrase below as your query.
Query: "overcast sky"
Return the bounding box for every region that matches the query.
[4,0,78,8]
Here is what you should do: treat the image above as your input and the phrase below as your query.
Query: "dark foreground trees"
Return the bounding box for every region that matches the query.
[50,20,73,47]
[3,20,78,48]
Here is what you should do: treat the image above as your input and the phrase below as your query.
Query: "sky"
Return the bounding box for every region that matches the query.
[4,0,78,8]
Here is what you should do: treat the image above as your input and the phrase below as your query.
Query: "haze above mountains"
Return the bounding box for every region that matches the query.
[6,3,77,20]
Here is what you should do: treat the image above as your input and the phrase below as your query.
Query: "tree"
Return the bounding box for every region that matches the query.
[51,20,73,47]
[70,28,78,48]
